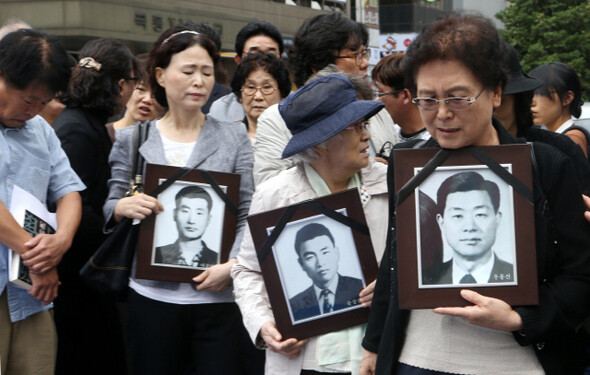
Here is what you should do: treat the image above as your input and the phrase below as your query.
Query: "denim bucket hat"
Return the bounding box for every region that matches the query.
[280,74,384,158]
[504,43,543,95]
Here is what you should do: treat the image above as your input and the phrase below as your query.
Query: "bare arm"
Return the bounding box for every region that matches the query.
[0,200,33,255]
[564,129,588,158]
[21,191,82,273]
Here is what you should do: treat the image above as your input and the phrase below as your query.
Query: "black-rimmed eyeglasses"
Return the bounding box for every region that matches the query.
[377,88,404,98]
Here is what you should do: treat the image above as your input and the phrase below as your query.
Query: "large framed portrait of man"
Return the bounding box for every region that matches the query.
[393,144,538,309]
[136,164,240,283]
[247,189,378,340]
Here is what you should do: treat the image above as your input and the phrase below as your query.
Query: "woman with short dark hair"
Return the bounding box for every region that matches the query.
[52,37,137,375]
[361,12,590,375]
[529,62,587,157]
[230,51,291,141]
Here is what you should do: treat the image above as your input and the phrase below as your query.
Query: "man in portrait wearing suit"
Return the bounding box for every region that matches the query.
[155,186,218,268]
[288,223,363,321]
[433,171,514,285]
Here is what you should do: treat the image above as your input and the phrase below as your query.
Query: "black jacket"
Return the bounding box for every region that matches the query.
[363,121,590,375]
[53,108,112,285]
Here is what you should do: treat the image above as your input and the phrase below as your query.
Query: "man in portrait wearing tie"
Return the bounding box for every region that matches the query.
[288,223,363,321]
[155,185,218,269]
[432,171,514,285]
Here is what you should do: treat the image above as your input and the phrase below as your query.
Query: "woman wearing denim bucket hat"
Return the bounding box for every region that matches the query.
[232,73,388,375]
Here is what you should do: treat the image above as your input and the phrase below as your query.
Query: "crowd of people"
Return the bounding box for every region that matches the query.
[0,9,589,375]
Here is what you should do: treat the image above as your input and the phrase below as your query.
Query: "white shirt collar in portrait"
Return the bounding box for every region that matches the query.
[452,252,495,284]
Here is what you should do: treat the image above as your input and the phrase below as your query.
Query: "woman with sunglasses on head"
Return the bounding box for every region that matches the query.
[102,25,261,375]
[230,51,291,143]
[361,12,590,375]
[52,37,137,375]
[529,62,588,158]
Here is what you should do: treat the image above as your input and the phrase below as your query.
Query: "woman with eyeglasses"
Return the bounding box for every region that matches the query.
[230,51,291,143]
[361,13,590,375]
[232,73,389,375]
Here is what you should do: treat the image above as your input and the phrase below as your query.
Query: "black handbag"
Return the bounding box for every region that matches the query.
[80,117,214,300]
[79,121,150,300]
[80,122,196,300]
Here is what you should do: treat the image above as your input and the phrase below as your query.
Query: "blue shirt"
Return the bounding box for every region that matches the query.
[0,116,85,322]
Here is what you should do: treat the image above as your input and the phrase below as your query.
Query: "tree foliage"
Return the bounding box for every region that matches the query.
[496,0,590,100]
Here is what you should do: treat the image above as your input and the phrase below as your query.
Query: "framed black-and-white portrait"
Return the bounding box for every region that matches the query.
[269,210,366,324]
[417,165,517,287]
[136,164,240,283]
[393,145,538,309]
[247,189,378,340]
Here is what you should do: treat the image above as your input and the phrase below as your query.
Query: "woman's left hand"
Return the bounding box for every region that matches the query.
[359,280,376,307]
[433,289,523,332]
[193,259,237,292]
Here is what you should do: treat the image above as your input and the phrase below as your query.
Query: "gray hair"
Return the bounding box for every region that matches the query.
[306,64,374,100]
[290,133,344,164]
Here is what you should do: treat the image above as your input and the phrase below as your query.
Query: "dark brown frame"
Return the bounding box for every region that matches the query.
[247,189,378,340]
[393,144,538,309]
[136,164,240,283]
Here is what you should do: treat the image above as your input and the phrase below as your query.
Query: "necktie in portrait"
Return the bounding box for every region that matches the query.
[460,273,476,284]
[321,289,333,313]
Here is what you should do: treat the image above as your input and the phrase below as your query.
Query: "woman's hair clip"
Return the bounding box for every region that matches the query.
[161,30,200,46]
[78,57,102,72]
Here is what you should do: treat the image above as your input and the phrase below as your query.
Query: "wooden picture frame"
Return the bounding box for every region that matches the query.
[136,163,240,283]
[393,144,538,309]
[248,189,378,340]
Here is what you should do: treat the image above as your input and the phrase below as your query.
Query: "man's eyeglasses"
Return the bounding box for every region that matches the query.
[344,120,370,133]
[412,88,485,112]
[377,88,403,98]
[335,48,370,66]
[241,84,277,96]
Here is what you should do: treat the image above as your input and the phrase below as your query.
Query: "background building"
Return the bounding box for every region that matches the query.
[0,0,506,81]
[0,0,347,83]
[379,0,505,33]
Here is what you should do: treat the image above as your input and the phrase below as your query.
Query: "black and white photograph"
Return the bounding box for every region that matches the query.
[151,180,226,270]
[267,210,366,325]
[416,165,517,288]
